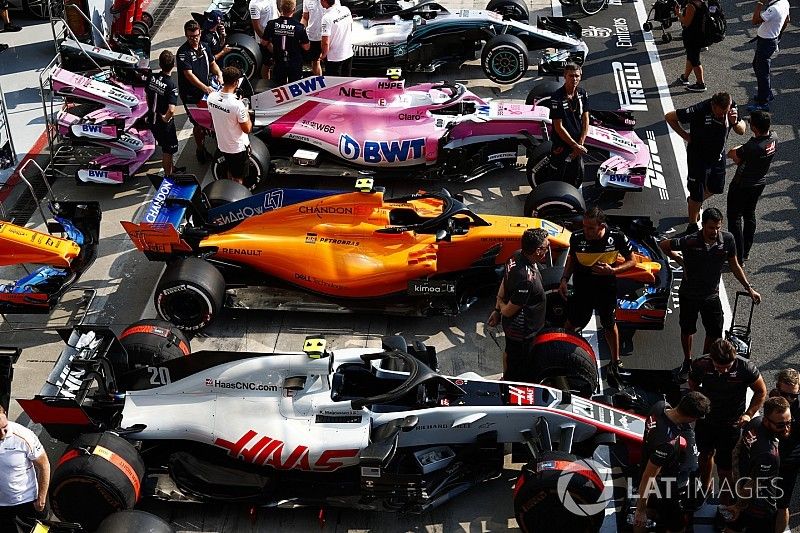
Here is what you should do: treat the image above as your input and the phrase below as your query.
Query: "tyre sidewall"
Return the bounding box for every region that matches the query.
[482,41,528,84]
[156,281,216,331]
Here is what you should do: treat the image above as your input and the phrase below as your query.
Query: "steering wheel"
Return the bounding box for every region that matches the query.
[350,350,433,410]
[430,82,465,106]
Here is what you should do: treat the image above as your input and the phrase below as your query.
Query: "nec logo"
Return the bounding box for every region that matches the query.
[612,62,647,112]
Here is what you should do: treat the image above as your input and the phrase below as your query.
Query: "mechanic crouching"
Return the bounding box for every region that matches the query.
[722,397,793,533]
[634,391,711,533]
[487,228,548,380]
[265,0,311,86]
[689,338,767,511]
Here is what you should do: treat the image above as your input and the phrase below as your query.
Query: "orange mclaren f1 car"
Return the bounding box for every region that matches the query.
[0,202,100,313]
[121,176,671,331]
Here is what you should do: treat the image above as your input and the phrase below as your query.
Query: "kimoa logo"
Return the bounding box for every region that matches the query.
[612,62,647,112]
[556,457,615,517]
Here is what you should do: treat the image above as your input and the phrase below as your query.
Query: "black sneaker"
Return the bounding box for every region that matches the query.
[3,24,22,32]
[677,74,690,85]
[686,82,707,93]
[678,359,692,380]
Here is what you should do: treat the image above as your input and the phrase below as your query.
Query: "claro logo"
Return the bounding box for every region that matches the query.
[612,62,647,112]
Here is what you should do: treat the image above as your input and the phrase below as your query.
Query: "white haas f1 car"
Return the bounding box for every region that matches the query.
[18,320,653,531]
[187,76,650,191]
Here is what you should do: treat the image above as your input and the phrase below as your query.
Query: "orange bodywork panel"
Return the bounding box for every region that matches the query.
[617,253,662,284]
[200,191,573,298]
[0,221,80,268]
[120,221,194,254]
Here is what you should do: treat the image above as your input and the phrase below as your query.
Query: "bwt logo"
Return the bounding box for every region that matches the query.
[338,134,425,164]
[612,62,647,112]
[271,76,326,104]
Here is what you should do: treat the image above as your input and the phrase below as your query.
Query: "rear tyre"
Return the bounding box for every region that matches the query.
[486,0,529,22]
[203,179,252,208]
[119,319,191,369]
[524,80,562,106]
[481,34,529,84]
[51,432,145,531]
[224,32,262,80]
[525,141,552,188]
[96,511,175,533]
[539,266,569,327]
[211,136,270,190]
[514,451,607,533]
[523,181,585,220]
[528,328,599,397]
[155,258,226,331]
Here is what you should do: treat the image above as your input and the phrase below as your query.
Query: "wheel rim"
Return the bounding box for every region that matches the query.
[159,288,211,328]
[490,49,521,78]
[225,51,254,78]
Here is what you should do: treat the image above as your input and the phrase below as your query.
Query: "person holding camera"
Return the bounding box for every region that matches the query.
[207,66,253,185]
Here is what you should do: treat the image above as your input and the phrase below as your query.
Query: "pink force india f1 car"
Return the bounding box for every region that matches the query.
[186,76,651,191]
[16,319,669,532]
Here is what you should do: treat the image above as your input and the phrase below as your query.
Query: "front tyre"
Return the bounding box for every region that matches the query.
[224,32,262,80]
[523,181,585,219]
[481,34,529,84]
[155,258,226,331]
[525,141,553,188]
[514,451,607,533]
[211,135,270,190]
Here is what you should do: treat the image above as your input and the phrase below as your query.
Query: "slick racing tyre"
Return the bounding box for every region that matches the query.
[486,0,530,22]
[514,451,607,533]
[523,181,585,221]
[96,510,175,533]
[481,34,529,84]
[203,179,252,208]
[224,32,262,80]
[539,264,569,327]
[211,135,270,190]
[51,432,145,531]
[531,328,599,396]
[119,319,191,369]
[525,80,562,106]
[155,258,226,331]
[525,141,552,188]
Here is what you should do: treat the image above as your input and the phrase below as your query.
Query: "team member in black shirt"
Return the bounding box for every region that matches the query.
[548,62,589,187]
[659,208,761,375]
[264,0,310,86]
[559,207,634,382]
[145,51,182,177]
[488,229,548,380]
[726,111,778,265]
[177,19,223,164]
[201,10,233,63]
[770,369,799,533]
[724,397,792,533]
[689,339,767,506]
[665,92,747,231]
[633,391,711,532]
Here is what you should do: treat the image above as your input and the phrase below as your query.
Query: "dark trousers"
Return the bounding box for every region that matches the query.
[727,183,765,262]
[547,145,584,188]
[753,37,779,103]
[272,60,303,87]
[325,57,352,76]
[0,501,48,533]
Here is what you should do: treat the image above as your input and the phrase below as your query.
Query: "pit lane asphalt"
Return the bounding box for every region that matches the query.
[1,0,798,529]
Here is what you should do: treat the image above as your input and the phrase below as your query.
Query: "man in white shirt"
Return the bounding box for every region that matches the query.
[301,0,324,75]
[250,0,279,79]
[749,0,790,111]
[207,66,253,185]
[0,405,50,533]
[320,0,353,76]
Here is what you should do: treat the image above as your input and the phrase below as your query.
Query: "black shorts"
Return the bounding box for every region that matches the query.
[0,500,49,533]
[646,492,687,532]
[259,43,274,66]
[727,509,776,533]
[151,119,178,154]
[685,45,702,67]
[678,293,723,337]
[305,40,322,61]
[503,336,530,379]
[325,57,352,76]
[777,465,797,509]
[568,280,617,330]
[687,160,725,202]
[695,420,740,470]
[223,148,250,181]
